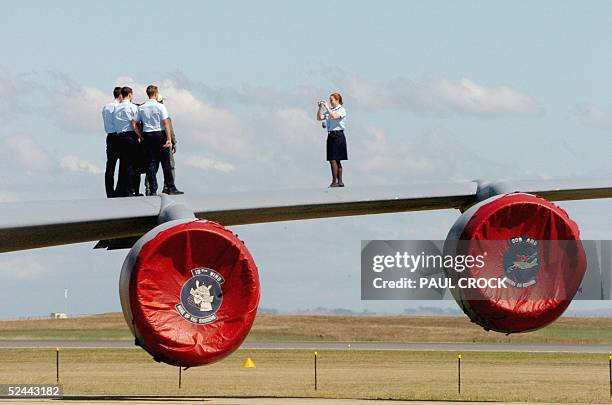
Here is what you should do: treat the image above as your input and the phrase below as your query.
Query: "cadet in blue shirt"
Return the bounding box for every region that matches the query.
[112,86,143,197]
[138,85,183,195]
[317,92,348,187]
[101,87,122,197]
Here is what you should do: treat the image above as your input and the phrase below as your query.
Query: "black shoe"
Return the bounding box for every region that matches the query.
[166,188,184,195]
[338,183,345,187]
[135,193,144,197]
[162,188,169,194]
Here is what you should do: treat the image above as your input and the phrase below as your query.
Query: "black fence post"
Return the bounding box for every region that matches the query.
[457,353,461,394]
[608,354,611,398]
[314,351,318,391]
[56,347,60,384]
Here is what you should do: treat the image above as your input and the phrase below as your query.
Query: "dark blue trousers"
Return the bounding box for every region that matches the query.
[116,131,138,196]
[143,131,175,194]
[104,133,119,197]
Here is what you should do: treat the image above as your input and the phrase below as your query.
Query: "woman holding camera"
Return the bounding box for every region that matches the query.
[317,93,347,187]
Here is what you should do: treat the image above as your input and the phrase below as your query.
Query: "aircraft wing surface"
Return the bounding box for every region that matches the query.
[1,178,612,253]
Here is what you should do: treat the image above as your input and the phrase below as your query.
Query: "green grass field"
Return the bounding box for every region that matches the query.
[2,312,612,344]
[0,348,611,403]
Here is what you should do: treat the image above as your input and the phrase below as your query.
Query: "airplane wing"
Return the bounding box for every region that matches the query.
[1,178,612,253]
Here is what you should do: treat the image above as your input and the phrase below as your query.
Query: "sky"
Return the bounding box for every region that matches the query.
[1,1,612,318]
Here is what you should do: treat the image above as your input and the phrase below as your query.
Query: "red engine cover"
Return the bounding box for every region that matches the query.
[444,193,586,333]
[120,220,260,367]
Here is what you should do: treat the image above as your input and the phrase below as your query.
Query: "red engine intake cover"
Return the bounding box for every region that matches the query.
[119,219,260,367]
[444,193,586,333]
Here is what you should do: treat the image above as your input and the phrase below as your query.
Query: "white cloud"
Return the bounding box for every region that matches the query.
[358,126,435,173]
[272,107,320,145]
[60,155,103,175]
[347,125,515,185]
[0,192,18,202]
[431,78,541,116]
[576,104,612,129]
[0,257,45,280]
[3,135,51,170]
[168,86,249,153]
[117,77,250,155]
[0,66,29,119]
[171,72,319,108]
[186,156,236,173]
[52,87,113,135]
[327,69,542,117]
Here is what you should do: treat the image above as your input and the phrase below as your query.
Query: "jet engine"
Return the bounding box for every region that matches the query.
[119,218,260,367]
[444,193,586,333]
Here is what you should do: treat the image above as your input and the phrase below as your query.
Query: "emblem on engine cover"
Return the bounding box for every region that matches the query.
[176,268,224,324]
[503,238,540,288]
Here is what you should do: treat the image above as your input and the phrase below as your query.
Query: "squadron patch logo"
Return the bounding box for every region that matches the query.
[176,268,224,324]
[502,237,540,288]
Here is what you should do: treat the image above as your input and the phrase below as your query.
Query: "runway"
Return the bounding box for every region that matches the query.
[1,340,611,353]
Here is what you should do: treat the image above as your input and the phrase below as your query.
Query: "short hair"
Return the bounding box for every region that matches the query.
[113,87,122,99]
[330,92,343,105]
[120,86,133,98]
[146,85,158,98]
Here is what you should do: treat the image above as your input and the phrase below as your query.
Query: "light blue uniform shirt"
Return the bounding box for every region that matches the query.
[138,99,169,133]
[113,101,140,133]
[101,100,119,134]
[324,105,347,131]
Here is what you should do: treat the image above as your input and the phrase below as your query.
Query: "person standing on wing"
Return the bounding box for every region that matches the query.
[145,95,178,195]
[112,86,143,197]
[138,85,183,195]
[101,87,122,197]
[317,92,347,187]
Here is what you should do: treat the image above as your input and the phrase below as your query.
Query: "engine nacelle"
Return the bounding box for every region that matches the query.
[444,193,586,334]
[119,219,260,367]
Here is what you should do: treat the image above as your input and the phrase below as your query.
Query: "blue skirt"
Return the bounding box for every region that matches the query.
[326,130,348,161]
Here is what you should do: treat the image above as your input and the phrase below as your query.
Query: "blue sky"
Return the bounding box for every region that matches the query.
[1,1,612,318]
